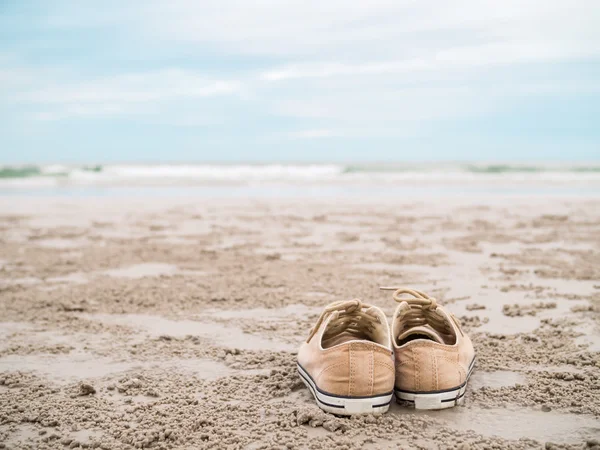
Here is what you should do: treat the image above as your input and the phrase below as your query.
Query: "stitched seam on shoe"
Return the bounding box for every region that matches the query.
[314,363,346,395]
[369,348,374,396]
[371,345,392,356]
[349,344,355,396]
[402,341,461,351]
[374,361,395,372]
[435,357,467,384]
[437,356,467,370]
[395,359,412,366]
[314,362,347,389]
[412,347,419,391]
[319,341,384,353]
[319,342,391,358]
[432,350,438,390]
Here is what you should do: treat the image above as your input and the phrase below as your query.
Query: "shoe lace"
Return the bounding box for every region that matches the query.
[380,286,453,334]
[380,286,438,309]
[306,299,380,344]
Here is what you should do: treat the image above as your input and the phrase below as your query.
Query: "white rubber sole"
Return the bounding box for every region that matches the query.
[297,363,393,416]
[395,358,476,410]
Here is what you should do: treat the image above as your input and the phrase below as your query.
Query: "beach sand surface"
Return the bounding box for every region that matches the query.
[1,196,599,449]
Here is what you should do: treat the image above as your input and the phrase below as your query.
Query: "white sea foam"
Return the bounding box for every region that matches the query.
[40,164,70,175]
[1,163,600,188]
[100,164,342,180]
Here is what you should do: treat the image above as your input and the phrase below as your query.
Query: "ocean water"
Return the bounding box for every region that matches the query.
[1,163,599,197]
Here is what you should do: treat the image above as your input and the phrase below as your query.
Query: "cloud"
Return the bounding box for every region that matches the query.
[19,69,241,104]
[140,0,600,60]
[134,0,600,128]
[2,0,599,148]
[260,41,599,82]
[6,68,242,120]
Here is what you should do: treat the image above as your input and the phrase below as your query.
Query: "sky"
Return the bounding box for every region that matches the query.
[1,0,599,163]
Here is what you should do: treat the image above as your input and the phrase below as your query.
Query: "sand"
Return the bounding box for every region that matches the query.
[0,196,599,449]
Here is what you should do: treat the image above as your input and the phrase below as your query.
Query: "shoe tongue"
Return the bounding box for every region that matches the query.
[329,304,378,323]
[364,306,381,320]
[396,325,445,344]
[397,300,422,317]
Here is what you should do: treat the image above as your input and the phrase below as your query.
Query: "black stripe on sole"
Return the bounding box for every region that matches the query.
[373,400,393,408]
[297,362,393,400]
[297,364,392,411]
[297,369,344,409]
[441,390,466,403]
[396,390,466,404]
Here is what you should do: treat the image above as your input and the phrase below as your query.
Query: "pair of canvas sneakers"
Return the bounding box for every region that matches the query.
[297,287,475,415]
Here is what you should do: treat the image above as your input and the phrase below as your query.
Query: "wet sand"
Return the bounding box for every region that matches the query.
[0,196,599,449]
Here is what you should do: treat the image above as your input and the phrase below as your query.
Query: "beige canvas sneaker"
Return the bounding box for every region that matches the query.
[382,287,476,410]
[297,299,395,415]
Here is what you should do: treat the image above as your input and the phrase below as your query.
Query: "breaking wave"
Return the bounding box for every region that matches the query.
[1,163,599,186]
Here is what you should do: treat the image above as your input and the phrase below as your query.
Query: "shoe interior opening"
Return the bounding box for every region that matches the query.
[394,309,457,346]
[321,310,388,349]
